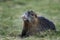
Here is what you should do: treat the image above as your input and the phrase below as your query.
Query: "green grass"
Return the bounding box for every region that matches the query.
[0,0,60,40]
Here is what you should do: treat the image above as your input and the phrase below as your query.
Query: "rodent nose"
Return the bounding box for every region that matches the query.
[22,16,26,19]
[21,15,25,19]
[21,14,25,18]
[21,15,27,20]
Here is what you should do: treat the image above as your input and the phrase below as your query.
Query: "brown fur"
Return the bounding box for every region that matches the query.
[20,10,56,38]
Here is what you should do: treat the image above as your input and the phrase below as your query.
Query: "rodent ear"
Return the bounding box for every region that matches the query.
[30,10,34,12]
[28,10,34,13]
[30,10,37,18]
[35,14,37,18]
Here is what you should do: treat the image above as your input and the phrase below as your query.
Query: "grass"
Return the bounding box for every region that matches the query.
[0,0,60,40]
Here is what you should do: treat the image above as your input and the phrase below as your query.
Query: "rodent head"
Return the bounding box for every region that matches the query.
[21,10,37,22]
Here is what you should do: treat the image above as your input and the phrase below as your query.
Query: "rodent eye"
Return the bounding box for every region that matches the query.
[31,14,33,15]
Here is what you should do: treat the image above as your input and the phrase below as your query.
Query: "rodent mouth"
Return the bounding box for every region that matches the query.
[21,15,27,21]
[22,18,29,22]
[22,17,31,22]
[23,18,27,21]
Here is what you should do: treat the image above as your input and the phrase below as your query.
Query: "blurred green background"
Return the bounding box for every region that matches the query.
[0,0,60,40]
